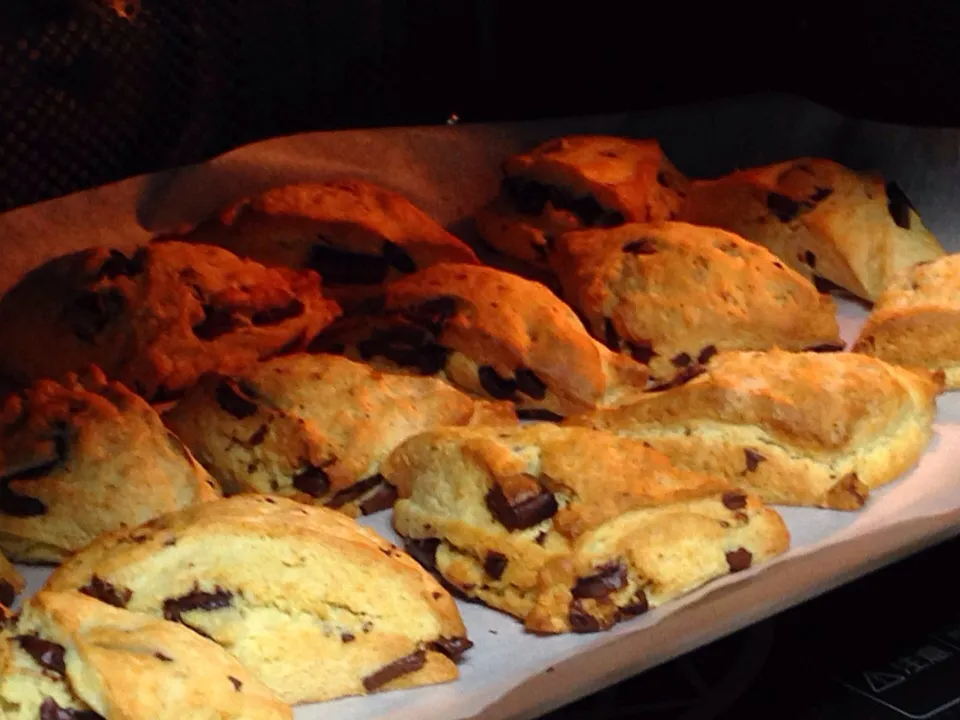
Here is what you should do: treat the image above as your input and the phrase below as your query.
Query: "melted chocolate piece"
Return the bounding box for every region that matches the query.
[726,547,753,573]
[744,449,765,473]
[483,551,508,580]
[214,379,259,419]
[98,248,146,279]
[516,408,565,422]
[514,368,547,400]
[568,600,602,633]
[341,632,356,643]
[73,289,126,342]
[671,352,692,368]
[627,339,657,365]
[39,698,105,720]
[697,345,718,365]
[0,488,46,517]
[162,585,233,624]
[292,465,331,498]
[722,490,748,510]
[16,635,66,674]
[307,244,390,285]
[502,176,550,215]
[0,579,15,608]
[248,424,268,446]
[766,192,801,222]
[251,299,305,326]
[803,250,817,268]
[429,636,474,661]
[809,187,834,204]
[362,650,427,691]
[886,181,914,229]
[806,342,845,352]
[502,177,623,227]
[228,676,243,691]
[358,481,399,515]
[79,575,132,608]
[0,422,68,517]
[383,241,417,274]
[477,366,518,400]
[155,652,173,662]
[622,238,658,255]
[619,589,649,617]
[193,305,242,340]
[485,481,558,531]
[572,561,627,599]
[647,364,706,392]
[404,538,441,570]
[356,325,450,375]
[403,297,459,335]
[325,474,388,510]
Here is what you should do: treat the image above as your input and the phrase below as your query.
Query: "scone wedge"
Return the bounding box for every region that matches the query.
[853,254,960,388]
[42,495,471,704]
[569,350,942,510]
[385,425,789,634]
[550,221,843,382]
[6,590,292,719]
[164,353,517,516]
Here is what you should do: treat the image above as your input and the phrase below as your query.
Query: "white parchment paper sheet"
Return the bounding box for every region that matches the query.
[5,93,960,720]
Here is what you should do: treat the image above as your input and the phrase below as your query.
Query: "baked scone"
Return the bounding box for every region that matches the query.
[179,179,479,296]
[43,494,471,704]
[163,353,517,516]
[678,158,945,301]
[307,263,649,419]
[568,349,942,510]
[0,366,221,563]
[385,424,789,634]
[0,240,341,404]
[853,255,960,389]
[6,590,292,719]
[0,552,23,610]
[476,135,689,266]
[550,221,844,382]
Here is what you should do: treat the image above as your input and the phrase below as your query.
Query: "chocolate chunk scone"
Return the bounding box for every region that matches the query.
[43,495,471,704]
[679,158,945,301]
[550,221,843,382]
[853,254,960,389]
[569,350,942,510]
[476,136,689,266]
[7,590,292,719]
[0,553,23,611]
[0,366,221,563]
[163,353,517,516]
[307,263,649,419]
[0,241,341,404]
[385,424,789,634]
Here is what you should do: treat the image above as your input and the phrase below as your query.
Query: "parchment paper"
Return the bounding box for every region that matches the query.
[5,93,960,720]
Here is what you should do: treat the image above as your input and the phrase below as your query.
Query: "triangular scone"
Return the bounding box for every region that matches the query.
[13,591,292,719]
[385,424,789,635]
[550,221,843,383]
[476,135,689,267]
[164,353,517,516]
[307,263,649,419]
[568,350,942,510]
[0,366,221,563]
[0,552,23,610]
[42,495,471,704]
[679,158,945,301]
[853,254,960,389]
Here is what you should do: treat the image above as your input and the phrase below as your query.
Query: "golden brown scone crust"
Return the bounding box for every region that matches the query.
[550,221,843,381]
[679,157,945,300]
[0,241,340,404]
[307,263,649,418]
[569,350,942,509]
[385,424,789,634]
[853,254,960,388]
[163,353,517,516]
[0,366,221,563]
[476,136,689,266]
[43,494,469,705]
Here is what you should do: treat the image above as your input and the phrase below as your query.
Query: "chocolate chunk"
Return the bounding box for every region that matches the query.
[308,243,390,285]
[40,698,105,720]
[572,561,627,599]
[248,424,268,446]
[403,297,459,335]
[647,364,706,392]
[16,635,66,674]
[483,551,508,580]
[251,299,305,326]
[671,352,692,368]
[744,449,765,473]
[514,368,547,400]
[502,177,550,215]
[292,465,331,498]
[806,342,845,352]
[98,248,146,279]
[722,490,748,510]
[622,238,658,255]
[478,366,518,400]
[214,379,259,419]
[604,318,621,350]
[809,187,833,204]
[162,584,233,624]
[619,589,649,617]
[0,487,46,517]
[79,575,132,608]
[626,339,657,365]
[886,181,914,229]
[228,676,243,691]
[767,192,801,222]
[383,241,417,274]
[362,650,427,691]
[359,481,399,515]
[341,632,356,643]
[0,423,68,518]
[0,579,15,608]
[326,474,388,510]
[429,636,474,661]
[485,479,558,531]
[154,652,173,662]
[726,547,753,573]
[404,538,440,570]
[803,250,816,268]
[193,304,243,340]
[73,289,126,341]
[535,531,548,545]
[568,600,602,633]
[697,345,718,364]
[516,408,565,422]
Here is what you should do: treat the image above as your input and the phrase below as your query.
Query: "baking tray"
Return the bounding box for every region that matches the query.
[5,93,960,720]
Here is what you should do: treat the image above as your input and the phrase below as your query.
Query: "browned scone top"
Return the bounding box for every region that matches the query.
[853,254,960,389]
[178,178,479,294]
[0,365,221,563]
[307,263,649,419]
[549,221,843,382]
[163,353,517,517]
[569,349,942,510]
[385,424,789,634]
[0,241,341,404]
[476,135,689,266]
[678,157,945,300]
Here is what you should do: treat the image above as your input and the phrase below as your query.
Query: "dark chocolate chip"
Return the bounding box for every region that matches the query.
[572,561,628,599]
[362,650,427,691]
[73,289,126,342]
[162,584,233,624]
[383,241,417,274]
[806,342,845,353]
[671,352,692,368]
[193,304,243,340]
[744,449,765,473]
[248,425,268,446]
[154,652,173,662]
[0,579,15,608]
[622,238,658,255]
[292,465,331,498]
[483,551,508,580]
[535,531,548,546]
[98,248,146,279]
[307,244,390,285]
[568,600,602,633]
[619,589,649,617]
[251,299,305,326]
[478,366,518,400]
[39,698,105,720]
[604,318,621,350]
[697,345,718,365]
[228,676,243,691]
[502,177,550,215]
[803,250,817,268]
[516,408,565,422]
[341,632,356,643]
[886,181,914,229]
[514,368,547,400]
[647,364,706,392]
[809,187,834,204]
[359,481,399,515]
[726,547,753,573]
[722,490,748,510]
[0,481,48,518]
[429,636,474,661]
[326,474,389,510]
[403,297,459,335]
[766,192,801,222]
[16,635,66,674]
[626,340,657,365]
[485,480,558,531]
[79,575,132,608]
[404,538,440,570]
[214,379,259,420]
